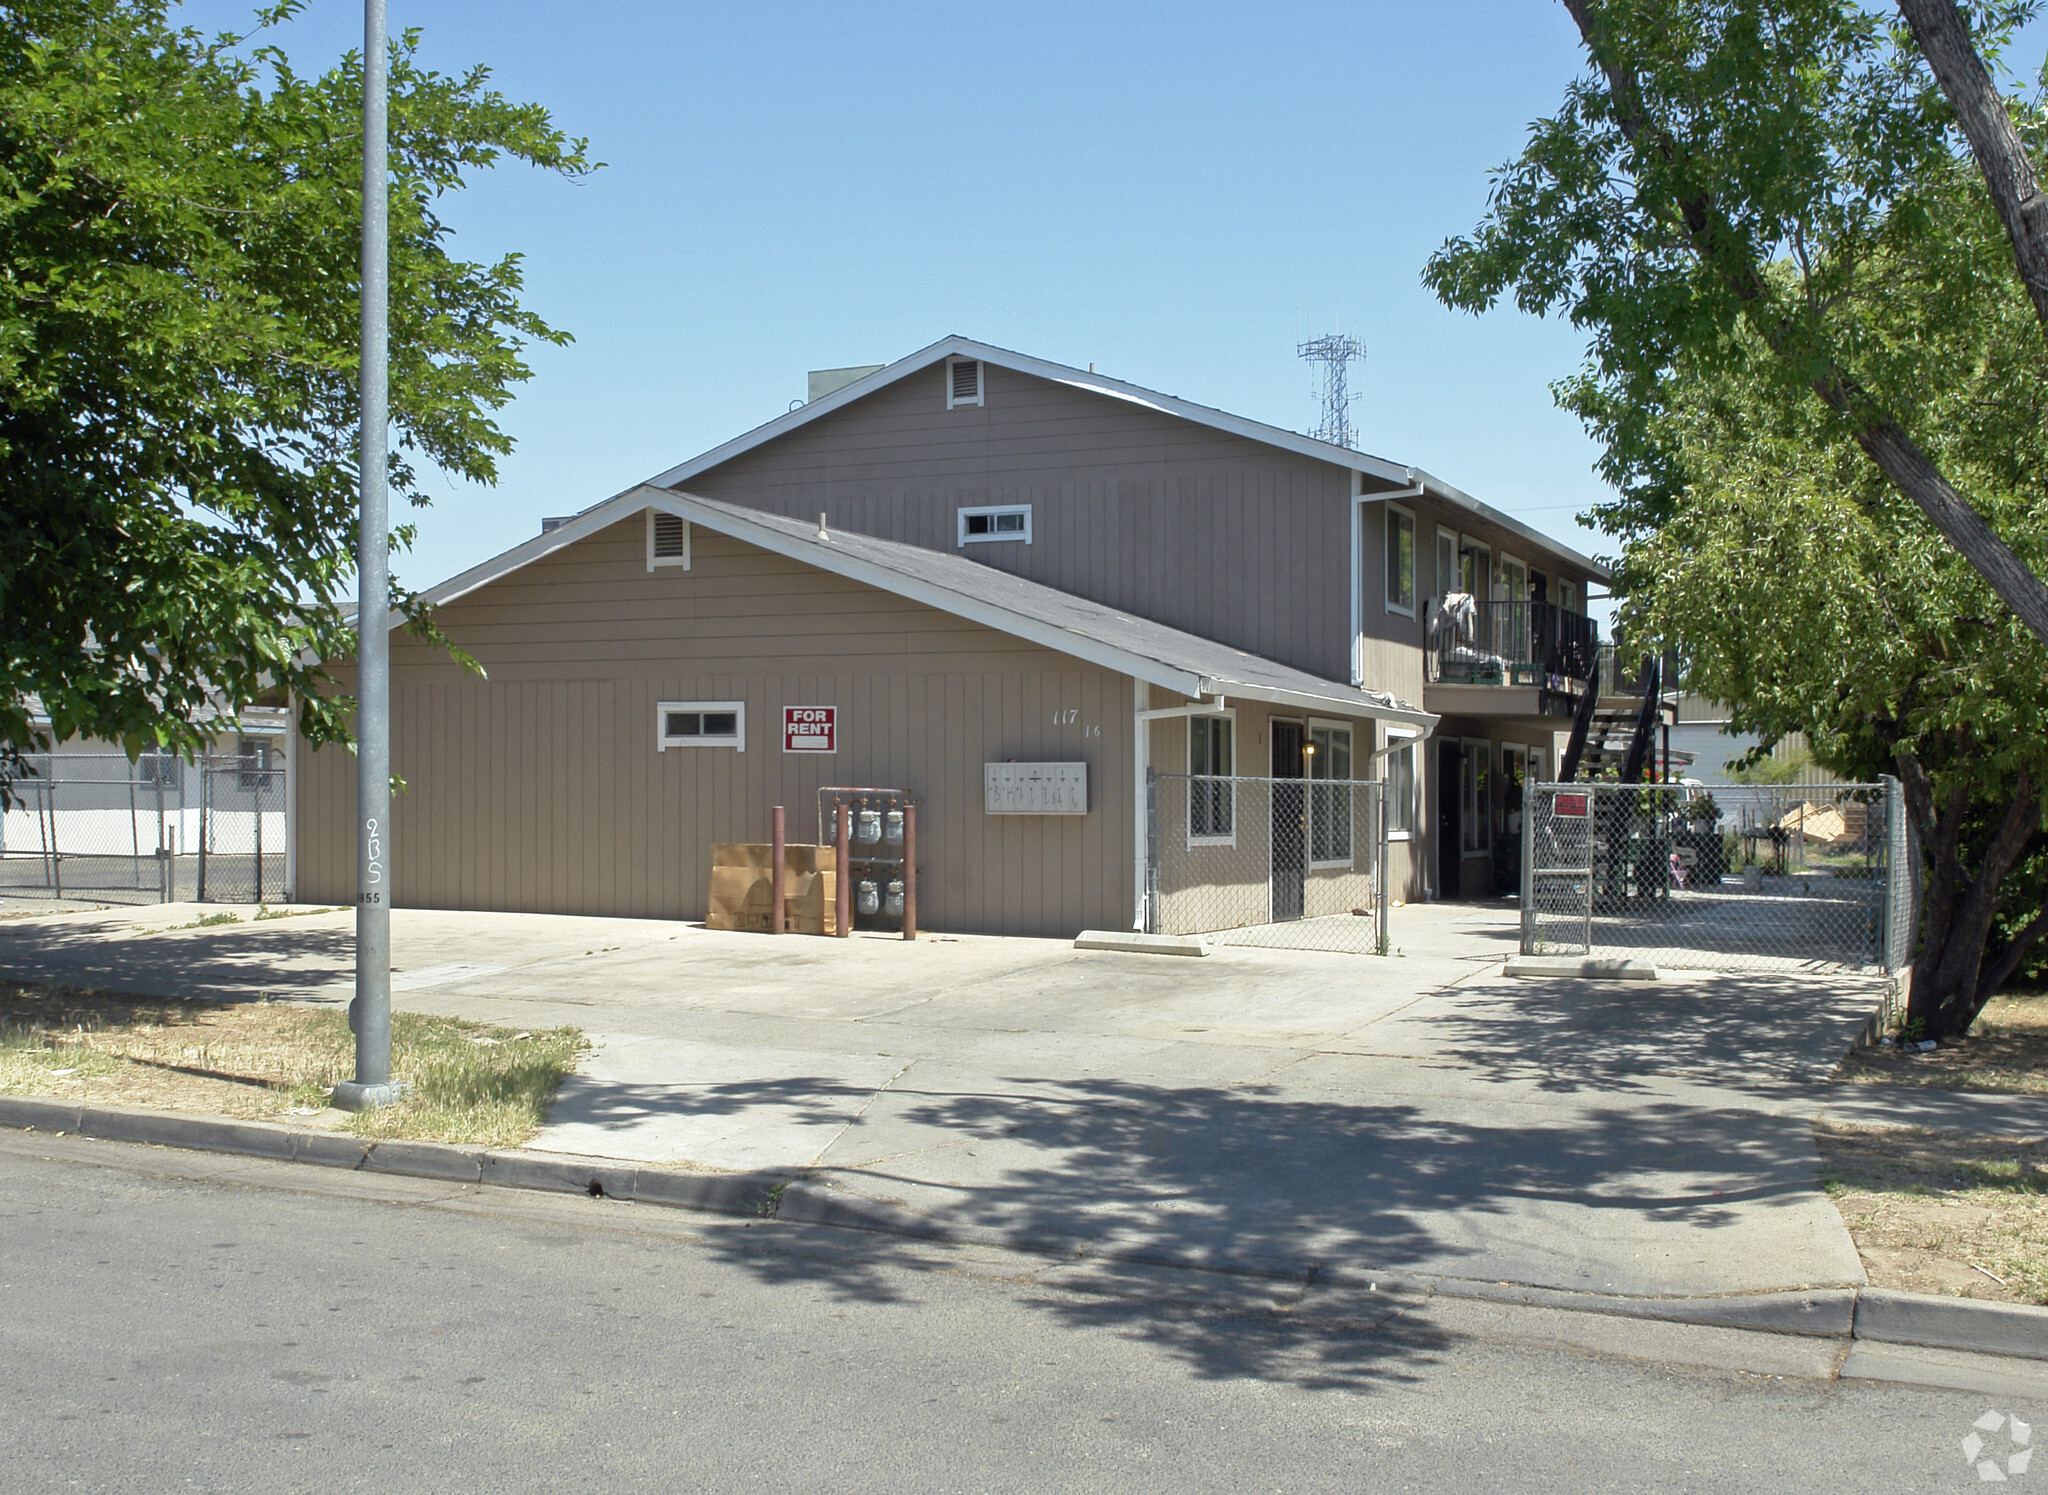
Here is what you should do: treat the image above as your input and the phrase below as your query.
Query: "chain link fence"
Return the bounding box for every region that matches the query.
[1147,771,1387,954]
[0,750,289,908]
[1520,779,1910,975]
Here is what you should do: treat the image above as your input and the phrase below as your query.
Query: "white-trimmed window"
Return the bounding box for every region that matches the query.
[1385,730,1419,838]
[946,357,984,409]
[1385,504,1416,617]
[1435,526,1458,601]
[1308,722,1353,865]
[1188,715,1234,842]
[658,701,744,752]
[958,504,1031,546]
[646,509,691,571]
[1459,537,1489,598]
[1461,738,1490,854]
[237,737,274,791]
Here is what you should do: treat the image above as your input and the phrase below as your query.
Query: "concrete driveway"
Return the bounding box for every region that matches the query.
[0,899,1883,1299]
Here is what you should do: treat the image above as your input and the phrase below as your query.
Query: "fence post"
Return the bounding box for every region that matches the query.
[255,762,265,905]
[1377,778,1390,955]
[155,770,168,903]
[197,761,209,904]
[47,779,60,901]
[1520,781,1537,955]
[1583,787,1595,956]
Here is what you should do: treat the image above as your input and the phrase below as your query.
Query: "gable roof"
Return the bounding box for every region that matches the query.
[407,486,1436,730]
[637,334,1611,582]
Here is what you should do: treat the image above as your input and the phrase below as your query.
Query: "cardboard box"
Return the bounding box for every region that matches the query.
[705,844,837,934]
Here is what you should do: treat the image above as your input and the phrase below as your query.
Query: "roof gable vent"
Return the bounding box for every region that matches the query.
[946,357,983,409]
[646,509,691,570]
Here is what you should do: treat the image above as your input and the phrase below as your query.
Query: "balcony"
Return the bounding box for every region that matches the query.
[1425,597,1599,690]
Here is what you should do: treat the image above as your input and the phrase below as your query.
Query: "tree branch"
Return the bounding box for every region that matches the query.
[1895,0,2048,338]
[1561,0,2048,648]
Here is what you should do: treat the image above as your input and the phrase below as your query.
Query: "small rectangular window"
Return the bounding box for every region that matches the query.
[958,504,1031,546]
[1309,724,1353,864]
[658,700,744,752]
[646,509,691,570]
[1188,715,1234,842]
[946,357,984,408]
[1386,737,1417,837]
[1386,504,1416,616]
[236,738,272,791]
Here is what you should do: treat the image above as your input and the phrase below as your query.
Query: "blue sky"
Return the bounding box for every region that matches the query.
[176,2,1637,594]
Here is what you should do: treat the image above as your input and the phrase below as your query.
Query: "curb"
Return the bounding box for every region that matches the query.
[4,1094,2044,1364]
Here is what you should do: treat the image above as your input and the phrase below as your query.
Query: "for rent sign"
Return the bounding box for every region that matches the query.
[783,706,836,753]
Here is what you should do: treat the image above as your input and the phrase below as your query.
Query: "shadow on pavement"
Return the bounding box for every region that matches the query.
[1413,971,1879,1097]
[634,1070,1826,1389]
[0,921,353,1002]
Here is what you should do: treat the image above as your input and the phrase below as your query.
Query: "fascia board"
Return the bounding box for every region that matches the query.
[372,496,647,631]
[1404,472,1614,583]
[635,335,1602,580]
[1201,677,1438,732]
[642,334,1419,494]
[642,336,968,490]
[640,488,1209,700]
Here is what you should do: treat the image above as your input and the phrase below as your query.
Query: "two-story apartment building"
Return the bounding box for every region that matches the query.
[292,337,1609,936]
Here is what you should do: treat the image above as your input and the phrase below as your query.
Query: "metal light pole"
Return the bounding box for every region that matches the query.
[333,0,403,1111]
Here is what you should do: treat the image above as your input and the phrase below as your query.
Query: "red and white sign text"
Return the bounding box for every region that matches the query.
[783,705,837,754]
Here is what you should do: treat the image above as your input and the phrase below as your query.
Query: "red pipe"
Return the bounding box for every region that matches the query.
[769,804,785,936]
[834,802,852,937]
[902,803,918,941]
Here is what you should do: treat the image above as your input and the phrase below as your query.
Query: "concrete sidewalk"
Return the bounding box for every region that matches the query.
[0,898,1887,1298]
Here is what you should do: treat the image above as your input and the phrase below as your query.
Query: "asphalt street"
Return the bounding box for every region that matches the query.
[0,1134,2037,1494]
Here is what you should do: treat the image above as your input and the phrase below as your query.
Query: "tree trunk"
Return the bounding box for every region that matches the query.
[1900,756,2042,1040]
[1895,0,2048,338]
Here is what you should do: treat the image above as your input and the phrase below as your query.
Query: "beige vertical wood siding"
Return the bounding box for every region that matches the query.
[297,519,1134,937]
[685,363,1359,683]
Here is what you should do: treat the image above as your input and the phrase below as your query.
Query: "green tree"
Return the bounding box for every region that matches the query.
[1613,211,2048,1037]
[0,0,592,788]
[1423,0,2048,643]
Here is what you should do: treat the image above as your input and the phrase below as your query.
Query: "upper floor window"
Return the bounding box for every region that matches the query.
[958,504,1031,546]
[1385,504,1416,616]
[658,701,744,752]
[946,357,984,409]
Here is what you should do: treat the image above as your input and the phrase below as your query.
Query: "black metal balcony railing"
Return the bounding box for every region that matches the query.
[1425,599,1599,687]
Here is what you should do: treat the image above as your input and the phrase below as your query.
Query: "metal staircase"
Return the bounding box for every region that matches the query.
[1557,654,1667,784]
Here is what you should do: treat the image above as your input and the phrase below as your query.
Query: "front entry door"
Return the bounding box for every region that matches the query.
[1270,721,1307,922]
[1438,739,1462,897]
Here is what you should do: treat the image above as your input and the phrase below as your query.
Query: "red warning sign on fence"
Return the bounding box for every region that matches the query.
[783,706,836,753]
[1553,791,1589,818]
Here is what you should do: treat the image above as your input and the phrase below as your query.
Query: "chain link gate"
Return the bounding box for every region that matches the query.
[1146,771,1387,954]
[0,750,289,908]
[1520,779,1909,975]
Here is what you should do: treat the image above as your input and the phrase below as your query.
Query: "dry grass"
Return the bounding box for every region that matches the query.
[1838,990,2048,1096]
[1815,1122,2048,1306]
[0,982,586,1148]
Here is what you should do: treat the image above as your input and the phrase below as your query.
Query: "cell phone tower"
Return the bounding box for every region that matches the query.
[1298,332,1367,449]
